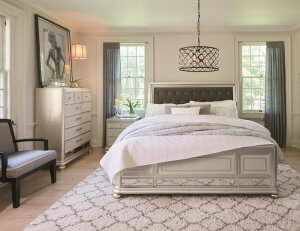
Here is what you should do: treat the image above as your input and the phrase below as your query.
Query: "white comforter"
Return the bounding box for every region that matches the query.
[100,115,281,182]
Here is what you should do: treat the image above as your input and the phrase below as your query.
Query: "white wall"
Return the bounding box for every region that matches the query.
[3,0,299,150]
[154,32,234,82]
[78,31,295,148]
[75,35,98,146]
[78,31,236,147]
[3,0,79,148]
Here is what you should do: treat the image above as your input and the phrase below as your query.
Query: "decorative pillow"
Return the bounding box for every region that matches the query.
[210,100,238,118]
[145,103,190,117]
[190,100,238,118]
[190,102,211,115]
[171,107,201,115]
[145,103,173,117]
[165,104,190,114]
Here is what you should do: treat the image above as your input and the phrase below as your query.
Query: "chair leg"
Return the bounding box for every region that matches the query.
[50,160,56,183]
[11,178,20,208]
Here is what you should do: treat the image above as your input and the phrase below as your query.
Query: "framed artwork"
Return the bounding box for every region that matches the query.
[35,15,72,87]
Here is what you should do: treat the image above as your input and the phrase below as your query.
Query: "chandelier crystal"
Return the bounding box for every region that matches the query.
[179,0,219,72]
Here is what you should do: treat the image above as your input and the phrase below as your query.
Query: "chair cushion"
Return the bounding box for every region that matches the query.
[0,150,56,178]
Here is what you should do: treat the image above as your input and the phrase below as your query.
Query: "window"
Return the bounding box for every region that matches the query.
[240,42,266,113]
[120,43,145,111]
[0,15,9,118]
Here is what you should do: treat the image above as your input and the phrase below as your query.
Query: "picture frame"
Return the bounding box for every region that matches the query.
[35,15,72,87]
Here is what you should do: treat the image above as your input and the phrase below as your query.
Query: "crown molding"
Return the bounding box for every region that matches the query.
[5,0,300,34]
[5,0,80,32]
[77,25,298,35]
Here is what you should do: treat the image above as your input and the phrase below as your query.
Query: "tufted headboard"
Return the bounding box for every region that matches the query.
[149,83,236,104]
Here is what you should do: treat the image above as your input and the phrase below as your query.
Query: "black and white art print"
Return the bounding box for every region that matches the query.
[35,15,72,87]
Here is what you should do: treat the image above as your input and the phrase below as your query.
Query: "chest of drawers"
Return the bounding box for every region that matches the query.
[106,116,140,149]
[36,88,92,169]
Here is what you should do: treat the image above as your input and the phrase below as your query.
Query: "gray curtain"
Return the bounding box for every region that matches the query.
[103,43,121,146]
[265,41,286,147]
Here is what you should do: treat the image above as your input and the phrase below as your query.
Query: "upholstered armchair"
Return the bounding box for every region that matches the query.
[0,119,57,208]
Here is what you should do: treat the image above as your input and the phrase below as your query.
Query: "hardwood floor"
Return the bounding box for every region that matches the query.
[0,147,299,231]
[0,148,105,231]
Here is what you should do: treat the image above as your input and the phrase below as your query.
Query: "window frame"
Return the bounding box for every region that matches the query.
[0,1,27,149]
[120,43,146,113]
[97,36,154,147]
[239,42,266,117]
[0,15,9,119]
[235,36,292,145]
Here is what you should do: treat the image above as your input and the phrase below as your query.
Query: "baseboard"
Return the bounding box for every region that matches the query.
[292,139,300,150]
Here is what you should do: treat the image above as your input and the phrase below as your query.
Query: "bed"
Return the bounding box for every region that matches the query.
[101,83,279,198]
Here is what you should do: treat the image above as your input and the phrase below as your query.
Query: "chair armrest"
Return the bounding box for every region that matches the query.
[0,152,7,183]
[15,138,48,150]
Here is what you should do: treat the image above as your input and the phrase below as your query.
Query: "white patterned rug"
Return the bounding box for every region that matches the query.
[25,164,300,231]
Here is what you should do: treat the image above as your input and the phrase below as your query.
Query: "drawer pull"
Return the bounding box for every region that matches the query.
[76,117,81,121]
[76,128,82,132]
[76,106,81,110]
[76,138,82,143]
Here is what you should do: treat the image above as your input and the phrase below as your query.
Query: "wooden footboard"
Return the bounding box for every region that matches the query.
[113,145,278,197]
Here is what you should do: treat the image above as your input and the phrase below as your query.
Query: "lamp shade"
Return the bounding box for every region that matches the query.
[72,44,87,60]
[63,64,71,75]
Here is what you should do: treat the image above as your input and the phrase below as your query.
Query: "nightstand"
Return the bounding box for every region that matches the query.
[106,116,141,149]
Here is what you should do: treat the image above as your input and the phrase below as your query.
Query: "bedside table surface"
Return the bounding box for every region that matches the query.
[107,116,141,123]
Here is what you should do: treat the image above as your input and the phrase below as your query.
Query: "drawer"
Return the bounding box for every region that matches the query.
[158,155,235,176]
[83,91,91,102]
[107,122,131,129]
[121,178,153,187]
[75,92,83,103]
[65,103,82,116]
[81,102,91,113]
[156,177,235,187]
[65,92,75,104]
[65,112,91,128]
[82,112,92,123]
[240,154,271,175]
[107,128,123,136]
[65,122,91,140]
[65,132,91,153]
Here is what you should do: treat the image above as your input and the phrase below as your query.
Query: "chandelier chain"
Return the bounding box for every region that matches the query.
[197,0,200,46]
[178,0,219,72]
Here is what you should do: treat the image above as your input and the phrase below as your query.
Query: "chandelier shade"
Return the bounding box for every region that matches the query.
[179,45,219,72]
[179,0,219,72]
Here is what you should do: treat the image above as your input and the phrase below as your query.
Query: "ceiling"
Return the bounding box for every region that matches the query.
[26,0,300,32]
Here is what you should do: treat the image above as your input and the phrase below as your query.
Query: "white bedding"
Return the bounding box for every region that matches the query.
[100,115,281,182]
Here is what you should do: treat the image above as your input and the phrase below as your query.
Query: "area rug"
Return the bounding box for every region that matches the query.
[25,164,300,231]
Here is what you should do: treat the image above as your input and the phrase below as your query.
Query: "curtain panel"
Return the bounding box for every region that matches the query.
[265,41,286,147]
[103,43,121,146]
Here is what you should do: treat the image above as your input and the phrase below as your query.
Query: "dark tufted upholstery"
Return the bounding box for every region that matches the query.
[153,87,234,104]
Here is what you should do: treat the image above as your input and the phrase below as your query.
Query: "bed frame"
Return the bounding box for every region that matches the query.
[113,83,278,198]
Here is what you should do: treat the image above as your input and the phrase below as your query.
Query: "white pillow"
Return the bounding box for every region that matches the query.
[145,103,171,117]
[171,107,201,115]
[190,100,238,118]
[145,103,190,117]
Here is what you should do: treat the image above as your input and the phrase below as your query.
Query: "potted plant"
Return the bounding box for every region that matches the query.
[124,99,140,115]
[70,79,81,88]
